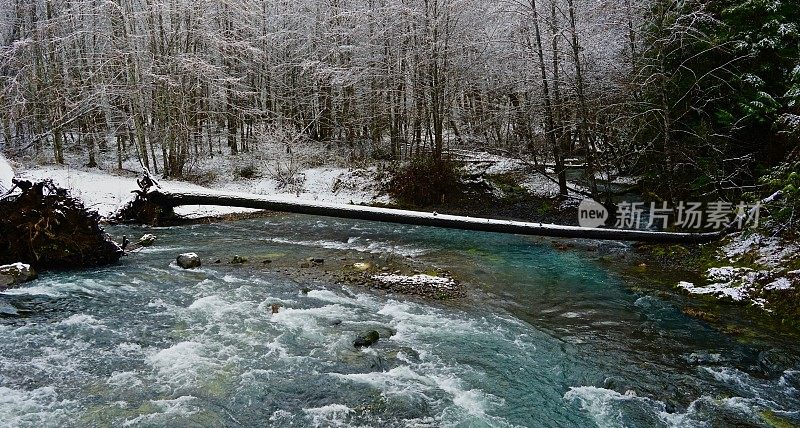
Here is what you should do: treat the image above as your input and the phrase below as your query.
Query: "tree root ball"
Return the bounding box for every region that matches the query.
[0,182,122,270]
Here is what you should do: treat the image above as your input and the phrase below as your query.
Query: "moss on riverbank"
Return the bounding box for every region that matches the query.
[626,236,800,342]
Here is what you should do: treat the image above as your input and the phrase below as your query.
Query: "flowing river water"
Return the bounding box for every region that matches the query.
[1,215,798,427]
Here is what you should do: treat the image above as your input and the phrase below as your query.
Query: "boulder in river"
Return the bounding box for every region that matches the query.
[177,253,201,269]
[354,330,380,348]
[0,263,37,290]
[758,349,797,377]
[138,234,157,247]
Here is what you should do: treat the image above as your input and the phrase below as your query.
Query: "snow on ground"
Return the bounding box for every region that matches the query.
[373,273,457,288]
[17,164,390,220]
[0,153,13,191]
[677,233,798,311]
[677,280,752,302]
[765,278,793,291]
[223,167,390,205]
[521,174,587,203]
[19,167,258,219]
[611,176,640,186]
[677,267,761,303]
[484,159,526,175]
[722,233,799,268]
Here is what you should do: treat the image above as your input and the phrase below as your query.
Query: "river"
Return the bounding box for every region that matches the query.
[1,215,798,427]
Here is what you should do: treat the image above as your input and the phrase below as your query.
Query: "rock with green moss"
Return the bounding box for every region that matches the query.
[353,330,380,348]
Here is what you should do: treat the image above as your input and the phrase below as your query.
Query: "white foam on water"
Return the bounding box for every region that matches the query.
[778,370,800,392]
[565,385,774,428]
[23,339,97,382]
[271,304,354,326]
[0,386,77,427]
[701,367,762,396]
[147,298,177,310]
[58,313,104,328]
[121,395,201,427]
[107,371,144,388]
[136,246,186,254]
[264,336,291,360]
[431,374,503,416]
[186,295,231,312]
[305,289,377,309]
[269,305,356,344]
[180,294,265,336]
[333,365,437,394]
[376,300,483,343]
[266,236,429,257]
[5,277,136,298]
[333,364,504,425]
[270,409,294,423]
[302,403,355,427]
[146,341,222,389]
[1,284,64,298]
[239,368,274,387]
[564,386,658,428]
[560,312,583,319]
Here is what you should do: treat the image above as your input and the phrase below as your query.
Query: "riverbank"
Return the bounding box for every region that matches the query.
[623,234,800,341]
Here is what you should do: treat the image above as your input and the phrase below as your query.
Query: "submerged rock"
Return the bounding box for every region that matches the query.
[177,253,201,269]
[758,349,797,377]
[353,262,370,271]
[375,326,396,339]
[0,298,18,316]
[354,330,380,348]
[0,263,37,290]
[231,255,248,264]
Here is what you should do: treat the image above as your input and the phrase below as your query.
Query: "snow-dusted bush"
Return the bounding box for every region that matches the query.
[258,124,311,193]
[387,157,463,207]
[760,161,800,234]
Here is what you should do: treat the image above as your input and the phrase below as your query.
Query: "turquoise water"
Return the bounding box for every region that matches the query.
[1,215,798,427]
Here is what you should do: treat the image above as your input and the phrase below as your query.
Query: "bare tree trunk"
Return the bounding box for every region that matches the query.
[530,0,567,197]
[549,0,568,196]
[567,0,597,196]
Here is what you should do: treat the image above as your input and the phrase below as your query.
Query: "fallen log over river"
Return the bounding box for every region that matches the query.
[145,189,724,244]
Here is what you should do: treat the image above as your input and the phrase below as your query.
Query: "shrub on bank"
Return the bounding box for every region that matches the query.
[386,157,463,207]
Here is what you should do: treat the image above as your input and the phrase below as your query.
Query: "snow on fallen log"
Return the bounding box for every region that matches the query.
[145,189,724,244]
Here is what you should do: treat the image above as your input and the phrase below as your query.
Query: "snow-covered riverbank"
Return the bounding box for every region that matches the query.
[676,233,799,313]
[15,165,390,220]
